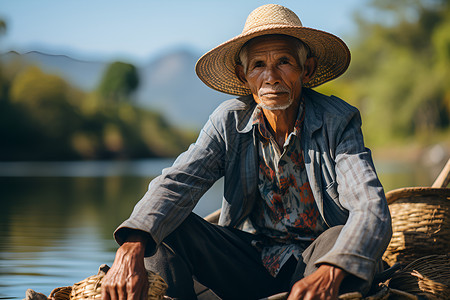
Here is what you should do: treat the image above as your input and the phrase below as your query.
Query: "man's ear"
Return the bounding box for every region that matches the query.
[235,64,248,86]
[302,57,318,84]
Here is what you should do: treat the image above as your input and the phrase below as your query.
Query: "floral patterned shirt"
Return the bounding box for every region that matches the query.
[250,101,326,277]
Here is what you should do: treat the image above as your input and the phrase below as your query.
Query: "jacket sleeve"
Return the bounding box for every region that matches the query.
[314,109,392,286]
[114,114,226,255]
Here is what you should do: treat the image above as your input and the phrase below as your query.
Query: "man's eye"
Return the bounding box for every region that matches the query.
[280,59,290,65]
[253,61,264,68]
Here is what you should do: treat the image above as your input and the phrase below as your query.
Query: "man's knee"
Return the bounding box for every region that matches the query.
[144,213,215,277]
[301,226,344,276]
[321,225,344,239]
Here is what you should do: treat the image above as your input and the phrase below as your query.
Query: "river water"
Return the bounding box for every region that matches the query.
[0,158,437,299]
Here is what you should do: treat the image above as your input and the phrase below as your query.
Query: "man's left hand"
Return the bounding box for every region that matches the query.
[287,264,347,300]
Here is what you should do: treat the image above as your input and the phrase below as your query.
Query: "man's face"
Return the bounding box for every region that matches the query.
[238,36,305,111]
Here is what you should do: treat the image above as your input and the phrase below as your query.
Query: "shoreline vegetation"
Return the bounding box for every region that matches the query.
[0,62,198,161]
[372,142,450,165]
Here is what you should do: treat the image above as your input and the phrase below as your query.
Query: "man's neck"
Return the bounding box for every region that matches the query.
[261,99,300,150]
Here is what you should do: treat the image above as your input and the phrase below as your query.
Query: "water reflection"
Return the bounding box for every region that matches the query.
[0,176,145,298]
[0,159,176,177]
[0,159,223,299]
[0,159,437,299]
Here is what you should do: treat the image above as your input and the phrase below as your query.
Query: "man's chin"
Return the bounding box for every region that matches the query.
[258,96,293,110]
[258,102,292,111]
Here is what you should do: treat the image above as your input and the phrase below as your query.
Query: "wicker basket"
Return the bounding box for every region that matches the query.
[49,286,72,300]
[69,270,168,300]
[388,254,450,299]
[382,187,450,266]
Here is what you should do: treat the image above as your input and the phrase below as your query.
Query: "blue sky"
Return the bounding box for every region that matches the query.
[0,0,370,63]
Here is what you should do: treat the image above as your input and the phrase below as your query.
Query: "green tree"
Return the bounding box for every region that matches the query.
[10,66,82,137]
[98,61,139,103]
[335,0,450,145]
[1,65,84,160]
[0,19,6,36]
[0,18,8,98]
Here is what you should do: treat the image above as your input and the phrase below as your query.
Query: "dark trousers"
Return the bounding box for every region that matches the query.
[144,213,365,300]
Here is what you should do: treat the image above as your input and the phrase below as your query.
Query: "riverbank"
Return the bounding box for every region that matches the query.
[371,141,450,190]
[372,141,449,167]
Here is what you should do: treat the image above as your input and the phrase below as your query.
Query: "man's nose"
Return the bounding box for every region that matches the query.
[263,66,281,85]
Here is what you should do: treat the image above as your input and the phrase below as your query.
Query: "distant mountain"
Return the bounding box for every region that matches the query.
[1,51,107,91]
[0,49,230,128]
[136,49,229,128]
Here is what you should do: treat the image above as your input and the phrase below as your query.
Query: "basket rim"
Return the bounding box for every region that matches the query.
[385,187,450,204]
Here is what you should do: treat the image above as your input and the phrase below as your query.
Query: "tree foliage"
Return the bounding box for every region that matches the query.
[0,62,195,161]
[319,0,450,146]
[98,61,139,103]
[0,19,6,36]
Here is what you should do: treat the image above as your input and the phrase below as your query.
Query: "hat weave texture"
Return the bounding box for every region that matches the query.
[195,4,351,96]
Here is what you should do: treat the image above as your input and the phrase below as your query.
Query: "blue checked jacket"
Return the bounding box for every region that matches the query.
[115,88,392,283]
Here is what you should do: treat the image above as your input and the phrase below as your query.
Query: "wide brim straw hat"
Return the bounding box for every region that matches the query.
[195,4,351,96]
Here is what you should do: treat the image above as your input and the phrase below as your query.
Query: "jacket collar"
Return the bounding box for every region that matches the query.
[233,88,324,136]
[232,95,257,133]
[302,88,324,136]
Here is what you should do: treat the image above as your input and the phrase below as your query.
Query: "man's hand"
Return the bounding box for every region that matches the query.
[102,232,149,300]
[287,264,347,300]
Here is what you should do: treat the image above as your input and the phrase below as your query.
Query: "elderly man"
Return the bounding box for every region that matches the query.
[102,4,392,300]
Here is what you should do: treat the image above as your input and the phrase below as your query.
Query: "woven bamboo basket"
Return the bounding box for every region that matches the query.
[388,254,450,299]
[69,270,168,300]
[382,187,450,266]
[49,286,72,300]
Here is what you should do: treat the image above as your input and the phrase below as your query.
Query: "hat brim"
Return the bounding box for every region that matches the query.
[195,25,351,96]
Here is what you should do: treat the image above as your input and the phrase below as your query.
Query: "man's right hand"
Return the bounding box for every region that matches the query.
[102,232,149,300]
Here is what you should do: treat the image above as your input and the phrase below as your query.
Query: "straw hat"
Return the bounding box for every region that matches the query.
[195,4,351,96]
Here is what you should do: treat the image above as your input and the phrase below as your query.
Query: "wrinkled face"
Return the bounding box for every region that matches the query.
[238,36,305,111]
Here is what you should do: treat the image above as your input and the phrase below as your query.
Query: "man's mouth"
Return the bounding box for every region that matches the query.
[259,87,290,98]
[261,91,288,97]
